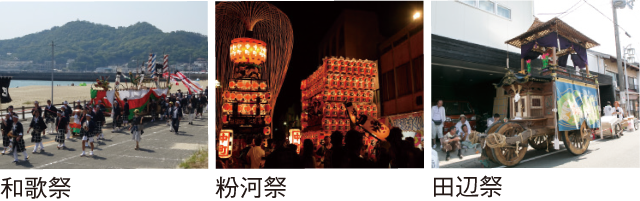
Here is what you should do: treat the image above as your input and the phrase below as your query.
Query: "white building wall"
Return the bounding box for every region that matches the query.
[431,0,534,53]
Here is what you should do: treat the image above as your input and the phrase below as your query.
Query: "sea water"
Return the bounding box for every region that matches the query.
[10,80,88,88]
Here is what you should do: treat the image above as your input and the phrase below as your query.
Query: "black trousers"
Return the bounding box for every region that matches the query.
[172,118,180,133]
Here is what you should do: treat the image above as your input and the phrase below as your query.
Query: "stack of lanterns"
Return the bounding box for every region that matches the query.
[300,56,379,133]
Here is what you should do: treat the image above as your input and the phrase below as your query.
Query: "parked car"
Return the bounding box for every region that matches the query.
[439,101,477,134]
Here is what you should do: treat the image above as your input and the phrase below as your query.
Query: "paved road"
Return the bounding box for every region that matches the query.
[514,130,639,168]
[0,113,208,169]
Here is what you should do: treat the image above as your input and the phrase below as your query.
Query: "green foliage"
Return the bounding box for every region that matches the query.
[179,146,208,169]
[0,21,207,71]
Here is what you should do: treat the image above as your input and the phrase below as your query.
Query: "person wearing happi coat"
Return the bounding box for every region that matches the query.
[63,101,72,139]
[131,109,144,150]
[55,110,68,149]
[80,114,97,156]
[44,100,58,135]
[93,105,105,140]
[1,106,18,155]
[123,98,130,129]
[10,115,28,163]
[27,109,47,153]
[170,101,183,134]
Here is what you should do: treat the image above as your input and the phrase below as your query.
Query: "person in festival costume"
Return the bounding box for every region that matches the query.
[30,101,43,119]
[170,101,183,134]
[80,107,93,147]
[198,92,206,119]
[10,115,28,163]
[122,98,130,129]
[166,101,174,131]
[149,99,157,122]
[80,114,97,156]
[27,109,47,153]
[186,97,195,125]
[63,101,72,139]
[55,109,68,149]
[112,101,122,132]
[93,105,105,140]
[74,100,82,110]
[131,109,144,150]
[1,106,18,155]
[44,100,58,135]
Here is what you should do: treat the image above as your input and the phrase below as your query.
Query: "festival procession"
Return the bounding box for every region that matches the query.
[0,52,208,168]
[431,1,639,168]
[215,2,425,169]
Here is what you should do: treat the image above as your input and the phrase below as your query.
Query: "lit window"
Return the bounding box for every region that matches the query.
[479,1,495,13]
[498,5,511,19]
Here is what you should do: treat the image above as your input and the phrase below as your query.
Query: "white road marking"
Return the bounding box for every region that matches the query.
[34,131,161,169]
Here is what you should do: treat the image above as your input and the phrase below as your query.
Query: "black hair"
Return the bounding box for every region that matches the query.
[449,126,456,131]
[493,113,500,118]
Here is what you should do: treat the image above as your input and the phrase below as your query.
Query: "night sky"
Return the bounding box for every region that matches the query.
[216,1,424,129]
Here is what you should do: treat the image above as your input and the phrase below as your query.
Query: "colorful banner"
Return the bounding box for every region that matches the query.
[386,112,424,131]
[555,78,600,131]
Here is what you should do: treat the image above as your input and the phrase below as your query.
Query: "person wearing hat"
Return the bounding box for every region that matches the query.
[44,100,58,135]
[27,109,47,153]
[441,126,462,161]
[55,107,68,149]
[80,114,97,156]
[615,101,625,121]
[74,100,82,110]
[112,101,122,132]
[169,101,183,134]
[10,114,28,162]
[122,98,130,129]
[131,109,144,150]
[455,114,473,149]
[79,107,92,147]
[63,101,72,139]
[604,101,614,117]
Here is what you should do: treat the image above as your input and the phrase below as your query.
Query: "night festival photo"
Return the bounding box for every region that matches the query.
[215,1,425,169]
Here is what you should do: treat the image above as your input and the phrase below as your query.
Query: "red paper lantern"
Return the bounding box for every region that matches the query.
[265,115,272,124]
[252,82,259,90]
[229,81,237,89]
[230,38,267,65]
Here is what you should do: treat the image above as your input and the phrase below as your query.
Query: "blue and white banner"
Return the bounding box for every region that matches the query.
[555,78,600,131]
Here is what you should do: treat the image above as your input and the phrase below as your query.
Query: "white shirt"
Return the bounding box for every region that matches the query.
[13,124,22,136]
[604,105,614,116]
[431,149,439,168]
[247,146,265,169]
[173,107,179,119]
[616,107,624,120]
[455,120,472,140]
[431,105,446,121]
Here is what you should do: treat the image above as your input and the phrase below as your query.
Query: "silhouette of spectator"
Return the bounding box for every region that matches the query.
[388,127,409,168]
[344,130,373,168]
[264,130,302,169]
[301,139,317,168]
[325,131,345,168]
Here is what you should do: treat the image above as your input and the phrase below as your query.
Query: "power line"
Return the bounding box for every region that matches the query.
[582,0,632,35]
[558,0,585,18]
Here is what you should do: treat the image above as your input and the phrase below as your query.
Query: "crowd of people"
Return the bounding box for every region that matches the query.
[0,87,208,163]
[216,127,424,169]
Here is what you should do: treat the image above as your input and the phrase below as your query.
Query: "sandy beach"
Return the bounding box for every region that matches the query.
[4,80,209,109]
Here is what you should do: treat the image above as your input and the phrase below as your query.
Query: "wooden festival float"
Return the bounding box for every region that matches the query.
[300,56,381,153]
[469,17,609,167]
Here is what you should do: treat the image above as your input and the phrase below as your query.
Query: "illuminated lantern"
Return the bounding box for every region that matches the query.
[336,90,343,102]
[261,81,268,90]
[349,90,355,102]
[339,60,347,74]
[252,82,259,90]
[229,81,237,89]
[251,93,258,101]
[265,92,271,101]
[339,76,345,89]
[365,65,371,75]
[331,75,338,88]
[218,130,233,159]
[364,79,370,90]
[260,105,266,115]
[236,80,244,89]
[331,103,339,117]
[346,62,352,75]
[230,38,267,65]
[371,63,377,76]
[265,104,271,112]
[264,126,271,135]
[331,118,338,131]
[289,129,301,154]
[323,118,330,130]
[223,103,233,113]
[324,103,331,117]
[243,93,251,102]
[265,115,272,124]
[222,115,229,124]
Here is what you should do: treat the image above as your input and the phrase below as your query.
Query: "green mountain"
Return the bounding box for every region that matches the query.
[0,20,207,71]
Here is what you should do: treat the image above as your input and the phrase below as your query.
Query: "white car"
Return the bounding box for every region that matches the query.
[431,148,439,168]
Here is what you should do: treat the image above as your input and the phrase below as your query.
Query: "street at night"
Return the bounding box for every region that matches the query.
[215,1,425,169]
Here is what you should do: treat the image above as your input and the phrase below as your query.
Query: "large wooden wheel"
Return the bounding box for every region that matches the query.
[614,123,623,138]
[491,122,528,167]
[529,134,551,150]
[483,122,503,163]
[562,121,590,155]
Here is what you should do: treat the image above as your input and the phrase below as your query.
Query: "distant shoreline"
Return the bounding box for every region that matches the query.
[0,71,208,82]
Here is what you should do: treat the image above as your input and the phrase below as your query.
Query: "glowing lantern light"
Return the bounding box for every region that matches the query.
[265,115,272,124]
[229,81,237,89]
[264,126,271,135]
[230,38,267,65]
[218,130,233,159]
[289,129,301,154]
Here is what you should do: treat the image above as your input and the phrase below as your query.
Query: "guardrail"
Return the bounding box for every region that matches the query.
[0,100,91,120]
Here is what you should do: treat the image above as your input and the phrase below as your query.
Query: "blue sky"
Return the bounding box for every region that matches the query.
[0,1,208,40]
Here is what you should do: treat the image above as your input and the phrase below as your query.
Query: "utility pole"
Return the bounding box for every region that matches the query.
[612,0,635,114]
[51,41,54,104]
[189,53,192,80]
